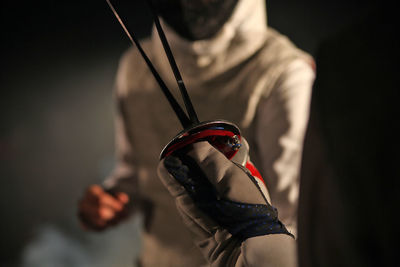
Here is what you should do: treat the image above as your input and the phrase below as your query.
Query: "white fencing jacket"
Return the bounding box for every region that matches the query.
[104,0,314,266]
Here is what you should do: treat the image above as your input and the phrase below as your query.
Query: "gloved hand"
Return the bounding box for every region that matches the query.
[157,141,297,267]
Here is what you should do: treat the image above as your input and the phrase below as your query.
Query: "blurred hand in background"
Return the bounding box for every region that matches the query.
[78,185,130,231]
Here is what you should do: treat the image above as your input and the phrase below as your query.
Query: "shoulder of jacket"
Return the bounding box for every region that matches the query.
[257,27,314,70]
[115,38,155,97]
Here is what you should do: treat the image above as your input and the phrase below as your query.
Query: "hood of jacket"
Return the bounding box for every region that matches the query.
[151,0,268,84]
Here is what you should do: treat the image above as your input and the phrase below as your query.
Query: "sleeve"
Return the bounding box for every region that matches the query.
[102,96,138,197]
[237,234,297,267]
[255,59,315,236]
[102,50,139,198]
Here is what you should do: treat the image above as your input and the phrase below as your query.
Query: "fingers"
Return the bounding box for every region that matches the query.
[78,185,130,231]
[186,142,266,204]
[175,193,220,237]
[159,156,221,237]
[158,158,188,198]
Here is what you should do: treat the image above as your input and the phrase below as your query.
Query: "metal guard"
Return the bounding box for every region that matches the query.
[160,120,241,160]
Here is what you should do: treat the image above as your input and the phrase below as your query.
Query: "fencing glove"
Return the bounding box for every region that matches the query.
[157,141,297,267]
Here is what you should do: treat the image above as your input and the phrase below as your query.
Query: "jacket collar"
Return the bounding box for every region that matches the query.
[151,0,268,84]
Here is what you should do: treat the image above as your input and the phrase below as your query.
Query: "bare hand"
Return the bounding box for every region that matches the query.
[78,185,130,231]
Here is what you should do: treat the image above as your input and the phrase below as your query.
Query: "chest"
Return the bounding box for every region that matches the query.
[124,80,254,164]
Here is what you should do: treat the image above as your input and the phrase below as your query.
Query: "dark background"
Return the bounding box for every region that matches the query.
[0,0,378,266]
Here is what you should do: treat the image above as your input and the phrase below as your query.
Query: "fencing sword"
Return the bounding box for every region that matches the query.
[105,0,245,161]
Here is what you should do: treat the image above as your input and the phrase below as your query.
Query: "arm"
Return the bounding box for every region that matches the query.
[255,59,314,235]
[78,52,140,231]
[102,96,138,197]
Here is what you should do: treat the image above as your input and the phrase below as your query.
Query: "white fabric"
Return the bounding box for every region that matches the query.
[103,0,314,265]
[152,0,268,83]
[239,235,297,267]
